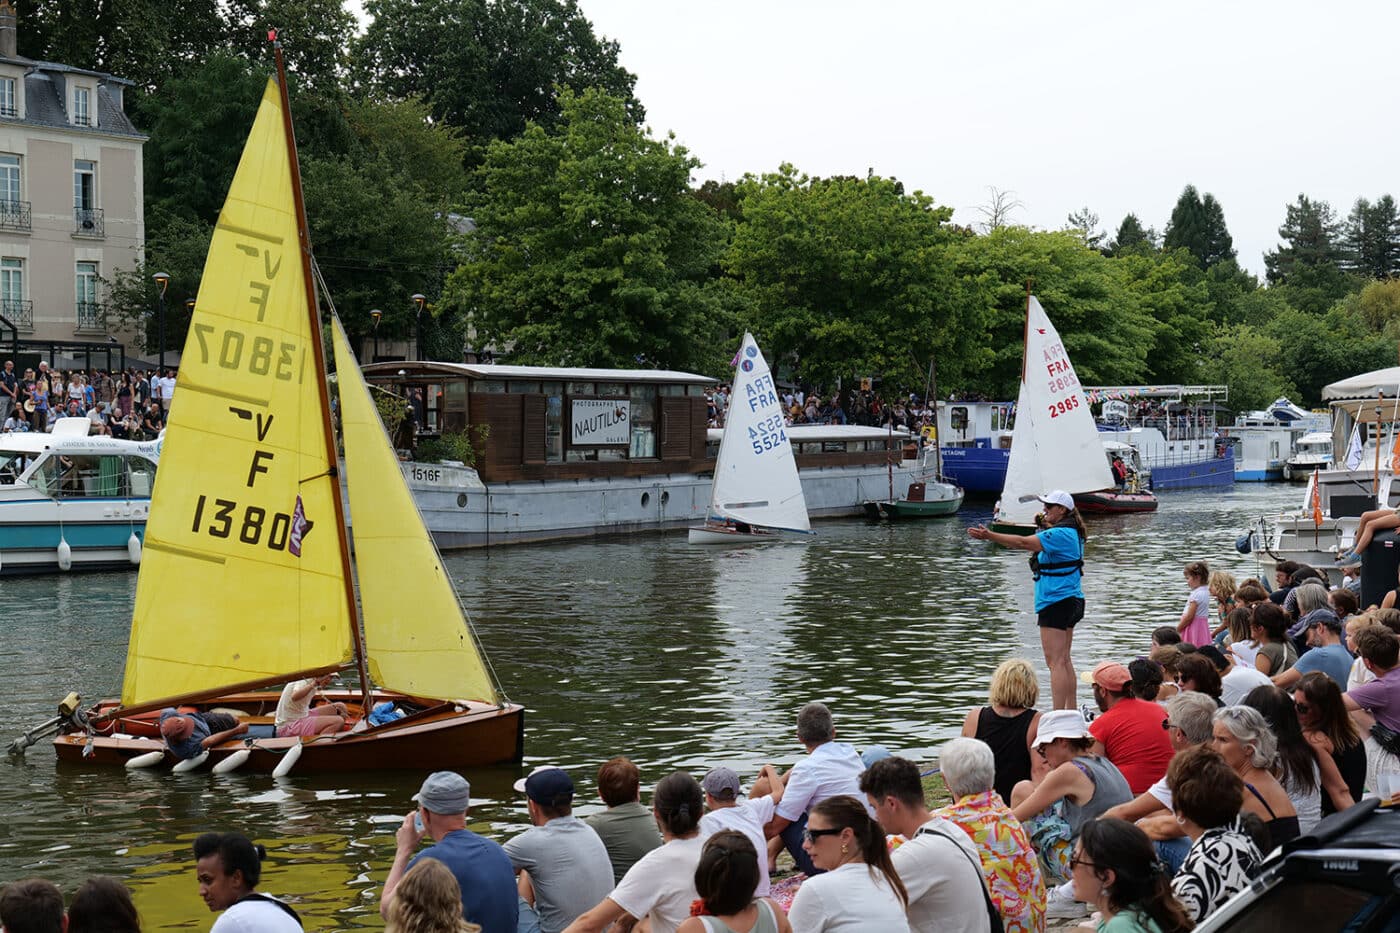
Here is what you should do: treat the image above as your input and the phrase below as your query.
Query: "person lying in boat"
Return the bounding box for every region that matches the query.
[274,673,349,738]
[158,709,249,760]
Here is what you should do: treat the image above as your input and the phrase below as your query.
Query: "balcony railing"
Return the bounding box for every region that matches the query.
[0,298,33,330]
[0,199,30,231]
[0,104,15,118]
[76,300,104,331]
[74,206,104,237]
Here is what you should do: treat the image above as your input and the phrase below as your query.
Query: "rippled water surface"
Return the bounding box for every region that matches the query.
[0,483,1302,928]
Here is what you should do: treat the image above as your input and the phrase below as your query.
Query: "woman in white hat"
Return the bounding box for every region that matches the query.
[1008,709,1133,920]
[969,490,1088,709]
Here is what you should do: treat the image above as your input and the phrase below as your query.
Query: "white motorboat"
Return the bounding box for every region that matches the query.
[1283,431,1333,481]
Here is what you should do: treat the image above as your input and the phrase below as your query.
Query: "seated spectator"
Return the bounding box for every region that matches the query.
[385,859,481,933]
[1149,644,1184,701]
[1166,746,1262,923]
[786,796,910,933]
[1151,626,1181,648]
[929,739,1046,933]
[564,772,704,933]
[1126,657,1166,703]
[1176,654,1223,705]
[958,657,1041,806]
[1211,707,1300,850]
[1208,569,1238,644]
[1267,561,1300,606]
[1198,644,1271,706]
[861,754,993,933]
[754,702,868,876]
[1342,626,1400,800]
[381,772,517,933]
[0,879,64,933]
[675,831,792,933]
[582,757,661,884]
[1223,607,1263,673]
[1070,820,1193,933]
[1010,709,1133,919]
[1252,602,1298,676]
[1243,685,1328,832]
[274,674,348,738]
[1276,609,1353,690]
[1331,587,1359,621]
[1084,661,1175,794]
[698,767,780,898]
[504,767,613,933]
[67,876,141,933]
[193,832,302,931]
[1295,672,1366,816]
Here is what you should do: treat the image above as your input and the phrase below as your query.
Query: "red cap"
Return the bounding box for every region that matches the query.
[1081,661,1132,691]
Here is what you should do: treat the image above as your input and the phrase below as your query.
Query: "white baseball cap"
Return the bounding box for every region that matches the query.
[1036,490,1075,510]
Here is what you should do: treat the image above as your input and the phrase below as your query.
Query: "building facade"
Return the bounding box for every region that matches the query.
[0,0,145,351]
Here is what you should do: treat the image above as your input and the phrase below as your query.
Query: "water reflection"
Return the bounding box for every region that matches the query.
[0,483,1300,929]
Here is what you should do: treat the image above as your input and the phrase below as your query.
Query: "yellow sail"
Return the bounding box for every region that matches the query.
[331,319,499,703]
[121,79,353,707]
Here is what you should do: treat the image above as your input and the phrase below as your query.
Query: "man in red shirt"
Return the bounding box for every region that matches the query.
[1083,660,1174,794]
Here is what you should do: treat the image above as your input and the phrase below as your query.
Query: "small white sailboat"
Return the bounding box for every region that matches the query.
[689,333,811,544]
[991,296,1114,533]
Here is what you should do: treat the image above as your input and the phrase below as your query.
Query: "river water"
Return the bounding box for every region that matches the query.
[0,482,1302,929]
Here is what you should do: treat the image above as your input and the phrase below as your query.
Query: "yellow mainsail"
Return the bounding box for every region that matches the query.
[331,319,499,703]
[121,79,353,707]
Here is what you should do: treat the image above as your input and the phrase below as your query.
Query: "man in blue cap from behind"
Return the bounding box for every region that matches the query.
[381,770,518,933]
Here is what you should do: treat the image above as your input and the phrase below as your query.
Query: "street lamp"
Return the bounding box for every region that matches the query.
[152,271,170,370]
[369,308,382,361]
[411,293,426,360]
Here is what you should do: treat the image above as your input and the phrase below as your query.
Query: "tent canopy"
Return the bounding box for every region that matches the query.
[1323,366,1400,403]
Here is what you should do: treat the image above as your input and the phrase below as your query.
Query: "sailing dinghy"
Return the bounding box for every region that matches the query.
[689,334,811,544]
[991,296,1114,534]
[45,49,523,773]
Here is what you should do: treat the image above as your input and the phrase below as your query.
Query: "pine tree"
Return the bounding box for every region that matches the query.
[1164,185,1235,267]
[1342,195,1400,279]
[1109,213,1155,254]
[1265,195,1345,284]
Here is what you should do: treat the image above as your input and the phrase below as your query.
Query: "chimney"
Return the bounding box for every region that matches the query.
[0,0,15,59]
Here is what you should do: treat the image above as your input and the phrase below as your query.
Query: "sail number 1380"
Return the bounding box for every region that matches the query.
[191,494,294,550]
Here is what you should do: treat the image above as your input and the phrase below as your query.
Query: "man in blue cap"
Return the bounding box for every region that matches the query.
[381,770,518,933]
[504,766,613,933]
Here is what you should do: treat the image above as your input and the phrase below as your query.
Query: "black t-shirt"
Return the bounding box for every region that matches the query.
[0,369,15,398]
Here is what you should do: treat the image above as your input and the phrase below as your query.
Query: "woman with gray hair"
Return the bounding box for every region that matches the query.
[933,738,1047,933]
[1211,706,1299,850]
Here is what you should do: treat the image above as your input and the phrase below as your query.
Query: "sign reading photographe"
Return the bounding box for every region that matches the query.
[571,399,630,446]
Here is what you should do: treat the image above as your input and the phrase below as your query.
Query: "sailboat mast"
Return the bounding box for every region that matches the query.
[272,40,373,706]
[928,356,944,479]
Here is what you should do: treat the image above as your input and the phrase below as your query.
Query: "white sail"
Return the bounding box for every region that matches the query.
[708,333,810,532]
[998,296,1114,525]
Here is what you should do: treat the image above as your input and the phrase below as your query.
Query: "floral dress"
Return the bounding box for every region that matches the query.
[936,789,1048,933]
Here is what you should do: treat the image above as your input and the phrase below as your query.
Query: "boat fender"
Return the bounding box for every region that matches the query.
[56,538,72,572]
[271,741,302,778]
[172,750,209,772]
[212,748,251,774]
[127,532,142,565]
[0,547,4,573]
[125,750,167,769]
[1235,531,1254,555]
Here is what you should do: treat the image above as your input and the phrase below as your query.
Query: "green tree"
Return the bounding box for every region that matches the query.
[1108,213,1157,255]
[352,0,640,149]
[1065,206,1105,251]
[1163,185,1235,267]
[223,0,357,90]
[1205,324,1296,411]
[1342,195,1400,279]
[724,166,982,392]
[1266,303,1393,404]
[1264,194,1356,314]
[445,89,730,371]
[103,208,213,353]
[1108,249,1213,384]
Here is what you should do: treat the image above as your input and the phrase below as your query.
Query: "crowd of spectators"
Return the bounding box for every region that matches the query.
[0,360,175,439]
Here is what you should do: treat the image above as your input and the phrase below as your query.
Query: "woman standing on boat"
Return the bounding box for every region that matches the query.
[970,490,1088,709]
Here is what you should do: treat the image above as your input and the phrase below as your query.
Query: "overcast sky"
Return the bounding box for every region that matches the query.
[563,0,1398,276]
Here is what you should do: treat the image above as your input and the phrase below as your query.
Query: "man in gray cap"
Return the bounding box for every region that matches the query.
[504,766,613,933]
[698,766,780,897]
[380,771,518,933]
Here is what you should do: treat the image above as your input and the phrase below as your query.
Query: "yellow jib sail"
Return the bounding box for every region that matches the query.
[331,319,499,703]
[121,79,353,707]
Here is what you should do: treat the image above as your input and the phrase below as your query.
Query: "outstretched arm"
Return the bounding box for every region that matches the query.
[968,525,1043,553]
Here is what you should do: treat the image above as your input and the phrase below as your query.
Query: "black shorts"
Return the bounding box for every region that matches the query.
[1038,596,1085,630]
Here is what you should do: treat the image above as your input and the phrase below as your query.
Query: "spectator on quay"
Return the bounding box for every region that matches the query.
[1287,582,1336,646]
[381,772,517,933]
[3,409,25,433]
[1069,820,1193,933]
[929,740,1046,933]
[787,795,910,933]
[1165,747,1262,923]
[1224,607,1261,669]
[1149,645,1185,700]
[1295,671,1366,816]
[1211,706,1300,850]
[698,767,780,898]
[87,402,110,436]
[1084,661,1175,795]
[564,772,704,933]
[1243,685,1327,833]
[861,754,993,933]
[1151,627,1181,649]
[1176,654,1223,705]
[1126,657,1167,703]
[68,876,141,933]
[193,832,302,932]
[1208,570,1238,644]
[1178,561,1213,646]
[1343,611,1400,690]
[1010,709,1132,920]
[0,879,64,933]
[0,359,16,425]
[1198,644,1271,706]
[753,702,868,876]
[1252,602,1298,676]
[141,402,164,440]
[1342,626,1400,799]
[1276,608,1353,690]
[1268,560,1301,605]
[385,859,481,933]
[959,657,1042,806]
[582,756,662,885]
[674,831,792,933]
[503,767,613,933]
[1331,587,1360,620]
[1282,568,1326,623]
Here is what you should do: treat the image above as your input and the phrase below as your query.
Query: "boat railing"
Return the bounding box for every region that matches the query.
[1134,439,1225,468]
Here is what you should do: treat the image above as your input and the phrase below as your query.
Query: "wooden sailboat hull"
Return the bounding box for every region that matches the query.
[51,692,524,773]
[1072,490,1159,514]
[687,524,780,545]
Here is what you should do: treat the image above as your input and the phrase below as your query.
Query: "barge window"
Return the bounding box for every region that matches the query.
[950,406,969,431]
[629,385,657,458]
[545,395,562,462]
[128,457,157,497]
[597,382,626,397]
[0,451,32,484]
[659,384,686,396]
[509,381,541,394]
[33,454,128,498]
[567,381,594,395]
[474,380,506,394]
[687,385,706,396]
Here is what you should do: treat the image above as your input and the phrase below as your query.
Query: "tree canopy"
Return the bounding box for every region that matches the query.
[1163,185,1235,268]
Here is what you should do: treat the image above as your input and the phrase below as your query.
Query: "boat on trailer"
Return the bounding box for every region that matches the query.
[40,48,522,774]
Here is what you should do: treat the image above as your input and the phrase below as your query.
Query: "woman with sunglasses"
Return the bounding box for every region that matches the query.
[786,795,909,932]
[1292,672,1364,816]
[1242,685,1328,832]
[1069,819,1193,933]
